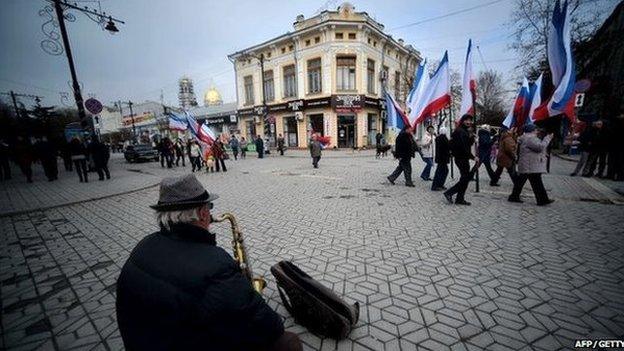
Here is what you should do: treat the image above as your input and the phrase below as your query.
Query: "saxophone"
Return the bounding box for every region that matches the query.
[211,213,267,294]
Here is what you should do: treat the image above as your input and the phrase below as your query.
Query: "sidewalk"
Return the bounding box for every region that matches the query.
[554,152,624,197]
[0,154,161,216]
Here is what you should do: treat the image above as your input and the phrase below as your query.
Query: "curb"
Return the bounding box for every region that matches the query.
[0,182,160,218]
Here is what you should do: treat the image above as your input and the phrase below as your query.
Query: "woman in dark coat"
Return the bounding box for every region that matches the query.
[432,127,450,191]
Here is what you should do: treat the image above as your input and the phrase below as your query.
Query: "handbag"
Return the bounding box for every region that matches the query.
[270,261,359,339]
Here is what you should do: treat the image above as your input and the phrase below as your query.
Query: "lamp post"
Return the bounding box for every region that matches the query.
[44,0,124,131]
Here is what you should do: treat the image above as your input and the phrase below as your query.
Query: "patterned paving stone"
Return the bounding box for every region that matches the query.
[1,152,623,350]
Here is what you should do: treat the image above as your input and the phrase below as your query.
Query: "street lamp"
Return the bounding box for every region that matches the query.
[39,0,124,132]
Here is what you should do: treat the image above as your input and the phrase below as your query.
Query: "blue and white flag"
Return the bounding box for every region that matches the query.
[167,112,188,131]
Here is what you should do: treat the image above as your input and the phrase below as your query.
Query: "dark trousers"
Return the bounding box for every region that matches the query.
[312,156,321,168]
[494,165,518,185]
[73,159,88,182]
[19,162,33,183]
[388,157,413,185]
[63,156,72,171]
[432,163,448,189]
[583,151,605,176]
[279,147,284,156]
[0,157,11,180]
[215,158,227,172]
[176,154,185,167]
[445,159,471,202]
[258,150,264,159]
[42,158,58,181]
[420,157,433,180]
[190,157,201,172]
[607,149,624,180]
[510,173,549,204]
[481,157,498,183]
[95,162,110,180]
[232,150,238,160]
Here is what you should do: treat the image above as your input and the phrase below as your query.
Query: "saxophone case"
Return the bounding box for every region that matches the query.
[270,260,360,339]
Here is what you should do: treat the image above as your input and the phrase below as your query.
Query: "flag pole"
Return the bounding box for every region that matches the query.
[472,93,480,193]
[446,107,454,179]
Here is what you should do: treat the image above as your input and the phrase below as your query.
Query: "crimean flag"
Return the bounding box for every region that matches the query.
[385,90,410,131]
[409,51,451,127]
[406,59,429,107]
[459,39,477,119]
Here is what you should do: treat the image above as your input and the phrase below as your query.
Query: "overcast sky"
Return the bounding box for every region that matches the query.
[0,0,618,110]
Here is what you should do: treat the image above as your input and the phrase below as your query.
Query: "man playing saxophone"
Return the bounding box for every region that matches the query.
[116,174,302,351]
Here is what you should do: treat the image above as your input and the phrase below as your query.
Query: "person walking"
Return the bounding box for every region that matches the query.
[174,139,186,167]
[508,124,554,206]
[309,134,322,168]
[89,137,111,181]
[189,141,202,173]
[570,121,595,176]
[34,137,58,181]
[69,137,89,183]
[431,127,450,191]
[582,120,606,177]
[477,126,499,186]
[444,114,478,205]
[277,134,285,156]
[211,140,227,172]
[229,135,240,160]
[14,136,34,183]
[240,137,248,159]
[0,138,10,181]
[255,135,264,159]
[493,128,518,185]
[419,125,435,181]
[387,126,416,187]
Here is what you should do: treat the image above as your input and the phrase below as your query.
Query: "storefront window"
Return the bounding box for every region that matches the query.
[283,116,299,147]
[337,115,356,148]
[336,56,356,91]
[309,114,324,136]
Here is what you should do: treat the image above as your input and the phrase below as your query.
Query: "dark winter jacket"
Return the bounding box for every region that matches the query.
[116,223,284,351]
[69,139,87,158]
[450,126,474,161]
[477,129,493,161]
[88,141,110,165]
[434,134,450,164]
[394,130,415,160]
[255,138,264,151]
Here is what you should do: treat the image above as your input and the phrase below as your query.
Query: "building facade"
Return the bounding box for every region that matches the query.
[188,102,238,136]
[228,2,420,148]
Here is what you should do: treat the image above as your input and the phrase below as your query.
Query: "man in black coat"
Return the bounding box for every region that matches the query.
[88,138,111,181]
[387,126,416,187]
[255,135,264,159]
[431,127,450,191]
[116,174,301,351]
[444,115,479,205]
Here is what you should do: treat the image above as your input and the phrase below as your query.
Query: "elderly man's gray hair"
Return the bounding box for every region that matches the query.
[157,208,201,230]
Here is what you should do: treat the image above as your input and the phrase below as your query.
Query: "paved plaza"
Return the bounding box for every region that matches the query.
[1,151,623,350]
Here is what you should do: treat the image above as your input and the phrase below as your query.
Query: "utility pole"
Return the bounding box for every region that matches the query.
[128,101,136,143]
[10,91,20,118]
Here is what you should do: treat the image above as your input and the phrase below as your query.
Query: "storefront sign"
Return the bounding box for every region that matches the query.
[122,111,155,126]
[228,114,237,123]
[267,99,304,113]
[305,97,332,109]
[365,97,383,110]
[237,107,255,116]
[332,95,364,112]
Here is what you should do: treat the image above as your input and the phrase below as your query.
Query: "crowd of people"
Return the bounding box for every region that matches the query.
[0,135,111,183]
[383,113,624,206]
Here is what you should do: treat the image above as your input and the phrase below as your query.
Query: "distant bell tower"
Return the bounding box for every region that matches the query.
[178,76,198,109]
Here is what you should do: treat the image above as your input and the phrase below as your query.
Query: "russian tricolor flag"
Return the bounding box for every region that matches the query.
[385,90,410,131]
[185,110,216,145]
[534,0,576,122]
[528,73,543,124]
[503,78,531,129]
[168,112,188,131]
[459,39,477,119]
[408,51,451,127]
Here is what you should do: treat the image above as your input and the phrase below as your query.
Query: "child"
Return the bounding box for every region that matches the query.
[204,148,215,173]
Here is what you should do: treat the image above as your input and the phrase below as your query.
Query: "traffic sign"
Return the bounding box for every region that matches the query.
[85,98,103,115]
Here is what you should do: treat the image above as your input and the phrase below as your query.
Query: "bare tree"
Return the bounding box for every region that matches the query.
[477,69,507,125]
[508,0,616,75]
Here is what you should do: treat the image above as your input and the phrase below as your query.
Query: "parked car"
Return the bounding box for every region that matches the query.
[124,144,159,163]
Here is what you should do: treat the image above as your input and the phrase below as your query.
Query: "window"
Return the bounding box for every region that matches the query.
[307,58,322,94]
[305,39,311,47]
[336,56,356,91]
[335,32,343,39]
[348,33,356,40]
[373,41,377,47]
[244,75,254,105]
[367,59,375,94]
[288,45,294,51]
[263,70,274,102]
[315,36,320,44]
[267,52,272,58]
[281,47,286,54]
[367,37,371,44]
[283,65,297,98]
[394,71,401,100]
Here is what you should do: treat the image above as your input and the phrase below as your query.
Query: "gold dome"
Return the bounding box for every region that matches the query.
[204,87,223,106]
